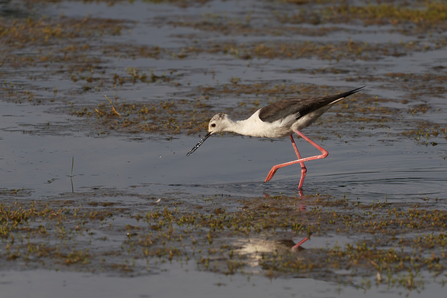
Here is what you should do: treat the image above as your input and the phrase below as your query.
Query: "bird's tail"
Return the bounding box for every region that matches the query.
[330,86,365,105]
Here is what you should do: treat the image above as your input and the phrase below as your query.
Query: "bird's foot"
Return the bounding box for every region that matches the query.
[264,166,278,182]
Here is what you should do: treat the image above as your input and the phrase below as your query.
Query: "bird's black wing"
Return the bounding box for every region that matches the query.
[259,86,364,123]
[258,98,306,123]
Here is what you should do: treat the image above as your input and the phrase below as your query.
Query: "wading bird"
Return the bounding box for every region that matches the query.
[187,86,365,190]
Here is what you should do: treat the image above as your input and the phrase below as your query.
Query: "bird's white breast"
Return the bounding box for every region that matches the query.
[236,110,296,138]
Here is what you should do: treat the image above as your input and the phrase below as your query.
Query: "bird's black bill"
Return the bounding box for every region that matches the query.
[186,132,212,156]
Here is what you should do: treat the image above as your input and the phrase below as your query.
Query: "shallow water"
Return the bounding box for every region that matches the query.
[1,0,447,296]
[2,265,447,298]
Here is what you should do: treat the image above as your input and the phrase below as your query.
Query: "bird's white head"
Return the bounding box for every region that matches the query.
[186,113,232,156]
[208,113,231,134]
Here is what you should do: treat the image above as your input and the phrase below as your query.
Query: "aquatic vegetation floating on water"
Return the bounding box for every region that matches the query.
[0,192,446,292]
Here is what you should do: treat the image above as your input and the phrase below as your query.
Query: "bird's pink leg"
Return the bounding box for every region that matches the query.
[291,237,309,251]
[264,130,328,186]
[289,135,307,190]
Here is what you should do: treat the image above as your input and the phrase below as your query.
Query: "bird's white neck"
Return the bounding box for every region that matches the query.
[222,112,260,136]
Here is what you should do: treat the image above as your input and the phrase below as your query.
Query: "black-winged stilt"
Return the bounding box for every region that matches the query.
[187,86,365,190]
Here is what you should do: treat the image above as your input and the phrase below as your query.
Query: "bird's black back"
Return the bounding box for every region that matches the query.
[259,86,364,123]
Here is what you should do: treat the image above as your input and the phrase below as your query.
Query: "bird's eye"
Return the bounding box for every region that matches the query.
[211,123,216,127]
